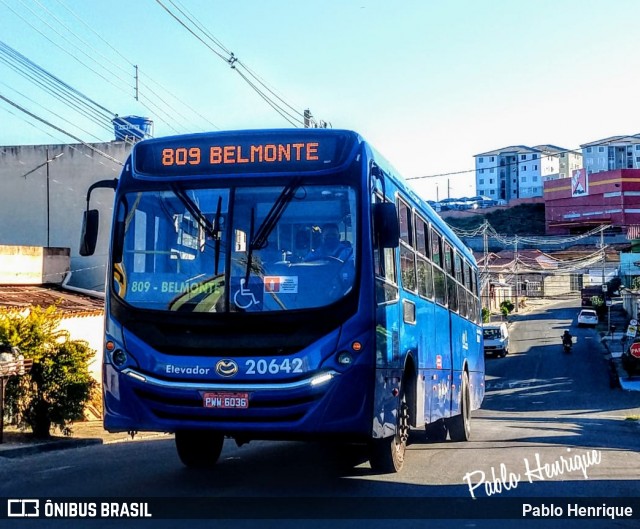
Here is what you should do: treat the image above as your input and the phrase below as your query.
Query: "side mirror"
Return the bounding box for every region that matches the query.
[374,202,399,248]
[78,178,118,257]
[79,209,99,256]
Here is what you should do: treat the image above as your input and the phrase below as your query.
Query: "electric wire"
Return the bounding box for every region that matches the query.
[154,0,310,128]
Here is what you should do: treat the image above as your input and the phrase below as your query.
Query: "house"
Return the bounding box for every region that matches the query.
[476,249,573,310]
[0,245,104,383]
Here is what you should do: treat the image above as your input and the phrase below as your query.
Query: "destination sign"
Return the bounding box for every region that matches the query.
[133,131,355,176]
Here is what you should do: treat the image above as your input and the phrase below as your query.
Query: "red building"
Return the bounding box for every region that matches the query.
[544,169,640,235]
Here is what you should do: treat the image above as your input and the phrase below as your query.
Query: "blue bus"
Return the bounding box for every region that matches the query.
[80,129,484,472]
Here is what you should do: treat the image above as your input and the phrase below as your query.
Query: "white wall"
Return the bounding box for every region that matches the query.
[57,313,104,384]
[0,142,132,290]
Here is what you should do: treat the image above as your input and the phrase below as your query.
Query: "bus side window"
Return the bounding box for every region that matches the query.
[373,193,398,304]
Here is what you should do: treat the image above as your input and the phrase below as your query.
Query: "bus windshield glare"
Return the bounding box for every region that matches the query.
[112,182,357,312]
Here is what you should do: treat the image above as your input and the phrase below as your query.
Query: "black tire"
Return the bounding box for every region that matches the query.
[425,419,448,442]
[447,371,471,442]
[369,390,410,473]
[175,430,224,469]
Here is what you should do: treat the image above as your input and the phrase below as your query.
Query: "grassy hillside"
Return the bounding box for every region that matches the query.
[443,203,546,235]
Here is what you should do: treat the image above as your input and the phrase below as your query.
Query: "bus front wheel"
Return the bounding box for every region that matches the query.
[369,391,409,473]
[175,430,224,469]
[447,371,471,442]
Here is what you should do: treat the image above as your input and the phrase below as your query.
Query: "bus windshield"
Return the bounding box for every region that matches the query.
[112,182,357,313]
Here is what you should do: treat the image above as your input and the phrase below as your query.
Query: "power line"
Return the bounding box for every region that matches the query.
[0,92,123,165]
[154,0,312,128]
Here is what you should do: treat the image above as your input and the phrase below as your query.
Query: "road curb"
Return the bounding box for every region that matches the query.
[0,438,103,459]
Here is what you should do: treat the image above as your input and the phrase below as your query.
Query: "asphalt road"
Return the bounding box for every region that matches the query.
[1,298,638,529]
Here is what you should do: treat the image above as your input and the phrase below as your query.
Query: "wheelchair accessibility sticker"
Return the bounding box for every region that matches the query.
[233,278,262,309]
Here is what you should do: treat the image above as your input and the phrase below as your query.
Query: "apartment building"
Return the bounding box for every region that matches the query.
[581,135,640,175]
[475,145,581,202]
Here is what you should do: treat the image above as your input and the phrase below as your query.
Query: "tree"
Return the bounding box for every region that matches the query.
[0,306,96,438]
[499,299,514,318]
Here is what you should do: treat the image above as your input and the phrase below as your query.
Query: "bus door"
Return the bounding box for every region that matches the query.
[428,234,453,423]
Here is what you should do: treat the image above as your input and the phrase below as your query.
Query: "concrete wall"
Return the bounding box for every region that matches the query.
[58,313,104,384]
[0,142,132,290]
[0,245,69,284]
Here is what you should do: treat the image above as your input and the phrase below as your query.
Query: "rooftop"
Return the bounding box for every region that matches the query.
[0,284,104,316]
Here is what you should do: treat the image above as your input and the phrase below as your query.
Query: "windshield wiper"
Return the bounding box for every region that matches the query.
[171,185,225,275]
[213,195,222,275]
[250,178,302,250]
[244,207,256,284]
[171,184,217,239]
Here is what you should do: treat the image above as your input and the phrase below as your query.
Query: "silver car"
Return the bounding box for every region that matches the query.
[577,309,598,327]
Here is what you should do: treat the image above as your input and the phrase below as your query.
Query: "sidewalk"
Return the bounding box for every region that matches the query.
[0,421,171,459]
[601,332,640,391]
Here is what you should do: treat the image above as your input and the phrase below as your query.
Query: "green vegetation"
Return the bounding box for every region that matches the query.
[0,306,96,439]
[500,300,514,318]
[481,307,491,323]
[445,204,546,235]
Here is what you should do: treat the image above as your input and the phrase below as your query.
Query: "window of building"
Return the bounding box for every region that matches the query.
[490,156,495,162]
[520,155,526,160]
[635,145,640,151]
[521,176,527,182]
[587,147,592,153]
[489,190,495,195]
[478,157,484,163]
[533,176,538,182]
[479,179,484,184]
[598,147,604,152]
[489,179,494,184]
[480,169,484,174]
[534,165,538,170]
[532,154,538,159]
[490,168,494,173]
[522,166,527,171]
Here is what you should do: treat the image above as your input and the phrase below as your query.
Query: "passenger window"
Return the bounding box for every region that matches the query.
[398,199,413,246]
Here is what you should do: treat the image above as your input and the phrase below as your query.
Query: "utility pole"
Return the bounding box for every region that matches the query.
[134,65,139,101]
[600,226,605,287]
[46,148,50,247]
[483,221,489,309]
[514,235,519,313]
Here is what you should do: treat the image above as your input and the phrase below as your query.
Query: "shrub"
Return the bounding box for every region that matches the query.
[0,306,96,438]
[499,300,514,314]
[481,307,491,323]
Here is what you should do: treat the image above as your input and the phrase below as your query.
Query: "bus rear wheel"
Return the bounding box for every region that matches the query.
[175,430,224,469]
[447,371,471,442]
[369,391,409,473]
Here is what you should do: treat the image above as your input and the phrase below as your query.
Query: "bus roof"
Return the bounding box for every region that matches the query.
[129,128,475,264]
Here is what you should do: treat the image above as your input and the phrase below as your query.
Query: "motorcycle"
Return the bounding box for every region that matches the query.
[562,335,573,353]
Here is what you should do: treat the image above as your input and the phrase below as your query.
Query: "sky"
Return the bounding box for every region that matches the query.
[1,0,640,201]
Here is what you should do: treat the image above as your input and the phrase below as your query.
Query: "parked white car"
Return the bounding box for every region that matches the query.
[577,309,599,327]
[483,323,509,357]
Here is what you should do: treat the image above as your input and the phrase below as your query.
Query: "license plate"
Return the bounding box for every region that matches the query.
[203,392,249,409]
